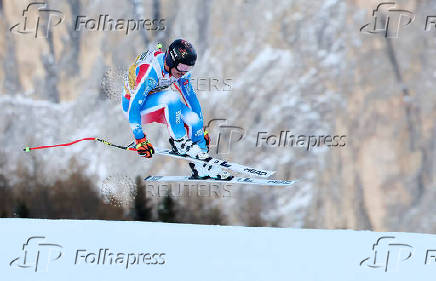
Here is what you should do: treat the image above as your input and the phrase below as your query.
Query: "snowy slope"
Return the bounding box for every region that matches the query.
[1,218,435,281]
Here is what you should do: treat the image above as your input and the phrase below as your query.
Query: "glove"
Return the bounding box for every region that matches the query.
[135,136,154,158]
[204,129,210,151]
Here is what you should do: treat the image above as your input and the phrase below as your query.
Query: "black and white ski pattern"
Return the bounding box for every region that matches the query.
[144,175,296,187]
[154,148,275,178]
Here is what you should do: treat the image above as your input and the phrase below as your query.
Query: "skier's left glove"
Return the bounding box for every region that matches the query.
[204,130,210,151]
[135,137,154,158]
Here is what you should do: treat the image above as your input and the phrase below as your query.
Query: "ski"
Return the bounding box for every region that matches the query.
[144,175,296,187]
[155,148,275,178]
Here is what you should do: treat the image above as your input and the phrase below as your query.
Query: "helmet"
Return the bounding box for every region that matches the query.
[165,39,197,72]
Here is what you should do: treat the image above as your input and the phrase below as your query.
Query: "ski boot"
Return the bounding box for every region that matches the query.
[188,162,233,180]
[169,136,232,180]
[169,136,208,159]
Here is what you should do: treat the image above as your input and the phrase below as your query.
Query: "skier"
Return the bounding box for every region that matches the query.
[121,39,231,180]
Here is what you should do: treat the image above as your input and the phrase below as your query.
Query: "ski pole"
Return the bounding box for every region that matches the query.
[23,137,168,157]
[23,137,137,152]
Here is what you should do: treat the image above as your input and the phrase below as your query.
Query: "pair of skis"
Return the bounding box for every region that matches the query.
[147,148,296,187]
[23,137,296,187]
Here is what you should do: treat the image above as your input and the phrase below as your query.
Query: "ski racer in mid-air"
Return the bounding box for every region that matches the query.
[121,39,231,180]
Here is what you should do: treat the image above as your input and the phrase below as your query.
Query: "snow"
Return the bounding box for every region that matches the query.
[1,218,435,280]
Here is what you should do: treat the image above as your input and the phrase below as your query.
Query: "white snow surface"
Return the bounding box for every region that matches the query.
[1,218,435,281]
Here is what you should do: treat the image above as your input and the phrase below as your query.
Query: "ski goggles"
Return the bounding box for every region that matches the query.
[175,63,193,73]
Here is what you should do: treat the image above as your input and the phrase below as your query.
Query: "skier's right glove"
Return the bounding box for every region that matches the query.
[135,136,154,158]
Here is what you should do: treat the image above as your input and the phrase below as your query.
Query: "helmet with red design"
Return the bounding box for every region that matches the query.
[165,39,197,73]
